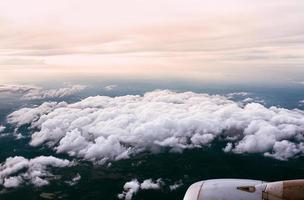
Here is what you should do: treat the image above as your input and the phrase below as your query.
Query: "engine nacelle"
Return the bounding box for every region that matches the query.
[183,179,304,200]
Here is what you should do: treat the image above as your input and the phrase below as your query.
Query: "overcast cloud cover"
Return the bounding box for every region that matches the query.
[0,0,304,83]
[0,84,87,100]
[0,156,73,188]
[6,90,304,162]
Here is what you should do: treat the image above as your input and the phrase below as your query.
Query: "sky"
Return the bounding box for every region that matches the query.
[0,0,304,84]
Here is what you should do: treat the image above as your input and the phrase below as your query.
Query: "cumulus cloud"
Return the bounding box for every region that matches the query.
[118,179,140,200]
[65,173,81,186]
[0,84,87,100]
[118,178,162,200]
[140,178,163,190]
[104,85,118,91]
[0,156,73,188]
[223,143,233,153]
[7,90,304,161]
[169,180,183,191]
[264,140,304,160]
[0,125,5,133]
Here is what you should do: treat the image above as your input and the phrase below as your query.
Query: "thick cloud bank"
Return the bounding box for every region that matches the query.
[0,156,73,188]
[118,179,163,200]
[0,84,87,100]
[7,90,304,161]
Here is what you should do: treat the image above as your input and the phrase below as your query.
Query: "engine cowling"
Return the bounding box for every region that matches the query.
[183,179,304,200]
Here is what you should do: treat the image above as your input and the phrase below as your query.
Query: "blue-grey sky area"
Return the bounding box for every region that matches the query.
[0,0,303,85]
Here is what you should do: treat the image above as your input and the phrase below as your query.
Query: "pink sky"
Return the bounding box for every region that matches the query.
[0,0,303,83]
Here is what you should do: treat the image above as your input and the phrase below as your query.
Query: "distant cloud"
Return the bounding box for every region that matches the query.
[65,173,81,186]
[7,90,304,161]
[0,84,87,100]
[0,156,73,188]
[0,58,45,66]
[0,84,40,93]
[226,92,265,105]
[294,81,304,85]
[169,180,183,191]
[104,84,118,91]
[226,92,249,99]
[0,125,5,133]
[118,178,163,200]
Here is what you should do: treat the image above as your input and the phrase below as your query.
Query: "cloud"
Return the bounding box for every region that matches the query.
[169,180,183,191]
[140,179,163,190]
[223,143,233,153]
[104,84,118,91]
[226,92,264,105]
[7,90,304,161]
[0,84,87,100]
[0,84,40,93]
[65,173,81,186]
[118,178,163,200]
[7,102,67,126]
[0,156,73,188]
[0,58,45,66]
[264,140,304,160]
[22,84,87,100]
[0,125,5,133]
[1,0,304,85]
[226,92,250,99]
[118,179,140,200]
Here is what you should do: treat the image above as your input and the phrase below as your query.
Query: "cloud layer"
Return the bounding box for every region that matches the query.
[0,156,73,188]
[1,0,304,84]
[0,84,87,100]
[7,90,304,161]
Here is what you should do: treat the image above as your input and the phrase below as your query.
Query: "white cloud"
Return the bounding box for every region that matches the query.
[104,85,118,91]
[65,173,81,186]
[226,92,264,105]
[118,179,140,200]
[0,84,87,100]
[264,140,303,160]
[226,92,249,99]
[0,125,5,133]
[7,102,67,126]
[23,84,87,100]
[3,177,22,188]
[169,180,183,191]
[223,143,233,153]
[7,90,304,161]
[0,156,73,188]
[0,84,40,93]
[118,178,162,200]
[140,178,163,190]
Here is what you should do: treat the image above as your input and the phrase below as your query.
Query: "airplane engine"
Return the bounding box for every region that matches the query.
[183,179,304,200]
